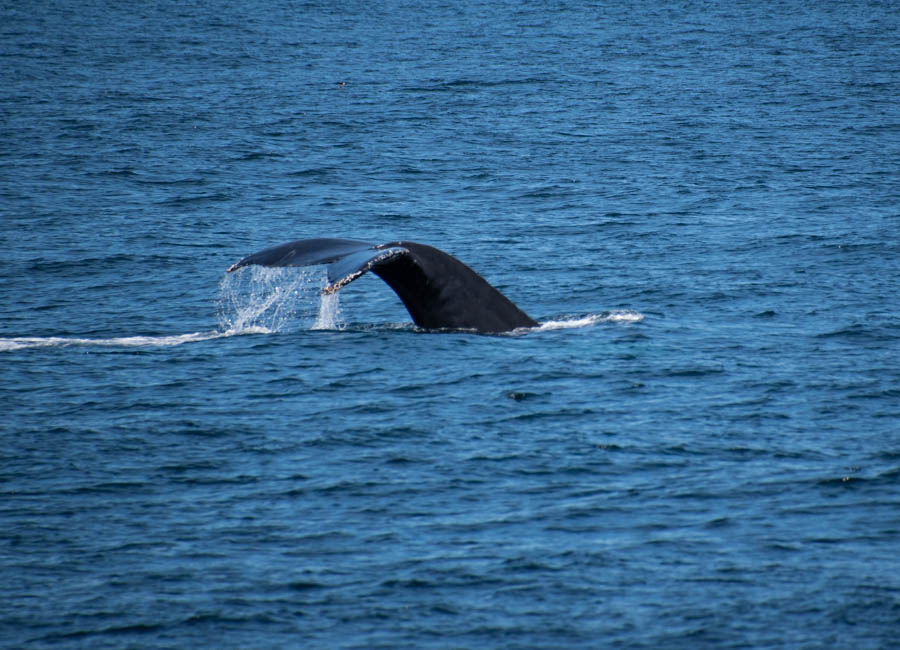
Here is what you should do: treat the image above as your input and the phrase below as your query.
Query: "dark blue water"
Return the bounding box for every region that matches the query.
[3,1,899,647]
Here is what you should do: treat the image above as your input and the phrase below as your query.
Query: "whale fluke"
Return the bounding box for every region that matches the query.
[227,238,537,333]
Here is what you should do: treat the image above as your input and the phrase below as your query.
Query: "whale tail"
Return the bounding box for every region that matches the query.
[227,238,537,333]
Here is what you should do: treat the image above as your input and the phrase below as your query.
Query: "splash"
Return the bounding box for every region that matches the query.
[217,266,343,333]
[1,269,640,351]
[312,291,345,330]
[2,267,344,352]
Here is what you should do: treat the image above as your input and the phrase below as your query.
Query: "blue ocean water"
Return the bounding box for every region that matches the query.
[2,0,899,647]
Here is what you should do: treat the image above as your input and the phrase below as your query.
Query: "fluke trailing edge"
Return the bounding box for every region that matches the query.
[227,238,538,333]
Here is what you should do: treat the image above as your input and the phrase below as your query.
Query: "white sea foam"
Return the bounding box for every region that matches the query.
[537,310,644,331]
[0,330,247,352]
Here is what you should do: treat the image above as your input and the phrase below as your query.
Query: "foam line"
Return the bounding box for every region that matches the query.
[537,311,644,331]
[0,328,272,352]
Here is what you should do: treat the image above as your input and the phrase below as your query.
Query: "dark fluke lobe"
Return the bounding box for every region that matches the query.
[227,238,537,333]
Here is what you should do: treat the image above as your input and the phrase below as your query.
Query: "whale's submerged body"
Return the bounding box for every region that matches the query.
[227,238,538,333]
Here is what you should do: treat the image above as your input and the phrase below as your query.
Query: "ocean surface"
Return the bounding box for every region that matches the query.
[2,0,899,647]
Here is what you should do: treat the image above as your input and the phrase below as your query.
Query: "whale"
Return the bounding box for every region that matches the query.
[227,238,537,333]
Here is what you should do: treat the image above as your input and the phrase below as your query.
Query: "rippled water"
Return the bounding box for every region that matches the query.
[2,1,899,647]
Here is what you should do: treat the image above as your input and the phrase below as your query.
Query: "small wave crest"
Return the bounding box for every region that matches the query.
[537,310,644,331]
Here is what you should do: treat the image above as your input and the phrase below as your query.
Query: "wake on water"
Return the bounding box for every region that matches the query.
[1,267,641,351]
